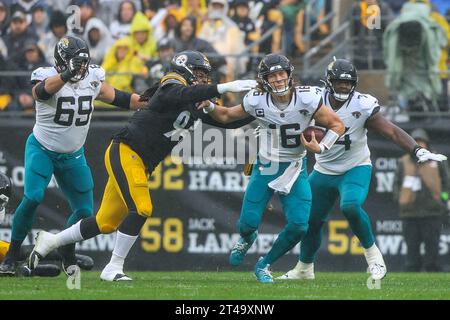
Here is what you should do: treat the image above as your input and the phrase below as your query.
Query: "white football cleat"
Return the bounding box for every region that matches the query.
[364,244,387,280]
[28,231,59,270]
[100,263,132,282]
[276,261,315,280]
[367,263,387,280]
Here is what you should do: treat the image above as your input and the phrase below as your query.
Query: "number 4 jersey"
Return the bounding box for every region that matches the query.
[31,65,104,153]
[314,89,380,175]
[243,86,323,162]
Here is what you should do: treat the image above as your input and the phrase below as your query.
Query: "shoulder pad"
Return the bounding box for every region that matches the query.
[355,92,379,109]
[89,64,105,82]
[243,89,264,109]
[297,86,322,106]
[31,67,57,82]
[160,72,188,87]
[355,92,378,107]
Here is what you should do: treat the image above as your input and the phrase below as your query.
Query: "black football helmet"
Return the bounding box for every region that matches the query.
[54,36,91,82]
[170,51,212,85]
[0,172,11,220]
[325,58,358,102]
[257,53,294,96]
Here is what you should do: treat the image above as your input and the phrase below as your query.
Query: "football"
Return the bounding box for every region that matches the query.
[302,126,326,143]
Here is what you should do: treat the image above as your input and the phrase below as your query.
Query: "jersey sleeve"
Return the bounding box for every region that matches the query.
[30,67,57,84]
[357,93,380,120]
[91,65,106,82]
[298,86,323,115]
[242,89,263,116]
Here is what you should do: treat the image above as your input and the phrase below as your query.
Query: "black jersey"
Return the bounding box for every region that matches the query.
[113,72,254,172]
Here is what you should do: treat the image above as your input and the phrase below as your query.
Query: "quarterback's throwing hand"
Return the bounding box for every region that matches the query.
[217,80,257,94]
[415,148,447,163]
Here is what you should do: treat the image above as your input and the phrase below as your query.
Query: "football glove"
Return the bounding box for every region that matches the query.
[414,147,447,163]
[217,80,257,94]
[60,56,86,82]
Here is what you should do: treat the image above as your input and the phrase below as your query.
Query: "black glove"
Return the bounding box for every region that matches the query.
[138,84,159,102]
[60,56,85,83]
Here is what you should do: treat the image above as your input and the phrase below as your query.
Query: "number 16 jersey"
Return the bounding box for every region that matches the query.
[242,86,323,162]
[30,65,104,154]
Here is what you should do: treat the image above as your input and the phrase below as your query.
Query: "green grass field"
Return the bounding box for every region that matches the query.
[1,272,450,300]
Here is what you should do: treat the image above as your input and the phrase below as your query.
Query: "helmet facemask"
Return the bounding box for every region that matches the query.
[54,40,90,82]
[326,78,356,102]
[259,68,293,97]
[70,51,90,82]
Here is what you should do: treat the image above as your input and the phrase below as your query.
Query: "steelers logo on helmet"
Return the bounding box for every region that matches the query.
[175,54,188,66]
[170,51,212,85]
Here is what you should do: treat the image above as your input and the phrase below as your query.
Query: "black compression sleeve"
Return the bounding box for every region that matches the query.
[162,83,220,104]
[35,79,52,100]
[111,88,132,109]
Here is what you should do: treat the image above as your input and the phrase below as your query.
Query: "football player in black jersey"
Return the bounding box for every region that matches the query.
[28,51,256,281]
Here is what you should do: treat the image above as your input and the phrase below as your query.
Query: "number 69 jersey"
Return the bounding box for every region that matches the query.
[314,89,380,175]
[30,65,105,154]
[243,86,323,162]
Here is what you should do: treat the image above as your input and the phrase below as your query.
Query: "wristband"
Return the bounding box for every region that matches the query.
[202,101,216,114]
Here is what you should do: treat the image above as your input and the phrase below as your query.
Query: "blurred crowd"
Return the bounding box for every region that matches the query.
[0,0,449,114]
[0,0,331,112]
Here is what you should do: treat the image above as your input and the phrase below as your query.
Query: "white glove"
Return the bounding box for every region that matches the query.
[217,80,257,94]
[415,148,447,163]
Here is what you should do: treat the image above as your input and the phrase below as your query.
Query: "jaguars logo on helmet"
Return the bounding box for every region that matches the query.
[54,36,91,82]
[325,58,358,102]
[257,53,294,96]
[169,51,212,85]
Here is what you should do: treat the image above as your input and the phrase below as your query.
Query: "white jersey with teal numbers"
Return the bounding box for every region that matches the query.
[30,65,105,153]
[314,89,380,175]
[243,86,323,162]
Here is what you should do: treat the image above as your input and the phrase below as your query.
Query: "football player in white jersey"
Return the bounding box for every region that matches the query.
[0,36,145,276]
[278,59,447,281]
[199,53,345,282]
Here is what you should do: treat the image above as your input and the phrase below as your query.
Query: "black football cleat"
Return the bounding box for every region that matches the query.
[0,258,17,277]
[17,263,61,277]
[76,254,94,271]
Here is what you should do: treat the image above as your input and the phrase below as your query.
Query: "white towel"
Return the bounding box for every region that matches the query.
[268,160,303,195]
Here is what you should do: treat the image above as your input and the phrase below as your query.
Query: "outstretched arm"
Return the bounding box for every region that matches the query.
[367,113,447,162]
[96,82,146,110]
[197,101,250,124]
